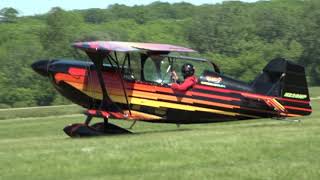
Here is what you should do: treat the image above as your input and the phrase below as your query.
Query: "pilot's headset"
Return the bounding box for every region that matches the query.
[181,63,195,79]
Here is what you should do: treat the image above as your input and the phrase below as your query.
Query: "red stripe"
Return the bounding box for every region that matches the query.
[69,67,87,76]
[240,107,278,115]
[278,98,310,104]
[284,106,312,112]
[195,85,310,104]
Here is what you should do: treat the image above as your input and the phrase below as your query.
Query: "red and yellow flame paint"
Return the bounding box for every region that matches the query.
[54,67,312,121]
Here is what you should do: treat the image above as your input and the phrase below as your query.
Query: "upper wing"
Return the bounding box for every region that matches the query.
[72,41,196,53]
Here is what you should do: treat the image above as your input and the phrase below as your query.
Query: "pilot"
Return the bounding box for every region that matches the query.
[170,63,198,91]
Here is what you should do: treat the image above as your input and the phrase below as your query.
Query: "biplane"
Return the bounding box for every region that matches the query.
[32,41,312,137]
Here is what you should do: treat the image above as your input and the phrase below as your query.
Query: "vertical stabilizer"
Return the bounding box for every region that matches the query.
[252,58,310,101]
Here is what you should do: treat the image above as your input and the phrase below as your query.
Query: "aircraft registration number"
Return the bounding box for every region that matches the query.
[284,92,307,99]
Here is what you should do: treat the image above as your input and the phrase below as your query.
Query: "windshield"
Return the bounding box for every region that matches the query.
[143,55,214,84]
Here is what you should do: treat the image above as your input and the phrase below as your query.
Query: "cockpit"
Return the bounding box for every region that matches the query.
[101,52,220,86]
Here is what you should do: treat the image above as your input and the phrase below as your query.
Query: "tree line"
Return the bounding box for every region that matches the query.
[0,0,319,108]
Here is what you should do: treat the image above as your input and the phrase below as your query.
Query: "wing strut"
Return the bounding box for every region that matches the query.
[111,52,132,116]
[86,51,119,112]
[86,50,132,116]
[114,51,131,116]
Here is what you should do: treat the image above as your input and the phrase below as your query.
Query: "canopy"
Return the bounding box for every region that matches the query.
[72,41,196,53]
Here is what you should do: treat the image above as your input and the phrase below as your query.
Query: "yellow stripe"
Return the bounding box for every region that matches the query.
[123,110,162,120]
[65,82,259,119]
[271,98,286,112]
[79,88,258,118]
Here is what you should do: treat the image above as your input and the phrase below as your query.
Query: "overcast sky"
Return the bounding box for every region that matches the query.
[0,0,260,16]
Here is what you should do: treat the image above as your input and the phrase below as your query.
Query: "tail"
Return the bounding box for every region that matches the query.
[251,58,310,101]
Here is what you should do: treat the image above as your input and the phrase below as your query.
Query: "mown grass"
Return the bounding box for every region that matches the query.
[0,96,319,179]
[0,105,83,120]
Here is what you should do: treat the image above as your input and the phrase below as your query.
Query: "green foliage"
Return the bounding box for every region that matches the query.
[298,0,320,85]
[0,7,18,22]
[83,8,111,24]
[186,0,316,82]
[41,7,84,58]
[0,0,319,108]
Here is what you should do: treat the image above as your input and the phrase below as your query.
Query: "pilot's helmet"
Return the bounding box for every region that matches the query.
[181,63,195,78]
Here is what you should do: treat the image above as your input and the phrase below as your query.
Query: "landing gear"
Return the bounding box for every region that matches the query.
[63,115,132,138]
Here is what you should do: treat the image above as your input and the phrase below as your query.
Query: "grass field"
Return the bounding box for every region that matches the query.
[0,105,83,120]
[0,98,319,179]
[309,86,320,98]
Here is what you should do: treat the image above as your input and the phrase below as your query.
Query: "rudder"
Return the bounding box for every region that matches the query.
[252,58,310,101]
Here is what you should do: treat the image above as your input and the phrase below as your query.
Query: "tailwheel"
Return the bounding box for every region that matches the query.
[63,117,132,138]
